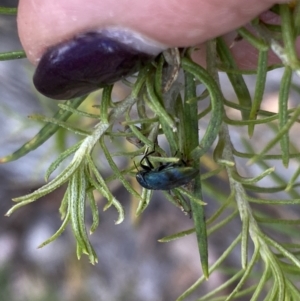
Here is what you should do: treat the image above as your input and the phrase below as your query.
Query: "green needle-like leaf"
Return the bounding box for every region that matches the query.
[0,96,87,163]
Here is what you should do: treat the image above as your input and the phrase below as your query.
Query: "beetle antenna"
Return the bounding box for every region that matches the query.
[133,160,139,171]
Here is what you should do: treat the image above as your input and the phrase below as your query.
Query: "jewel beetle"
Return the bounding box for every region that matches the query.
[135,150,199,190]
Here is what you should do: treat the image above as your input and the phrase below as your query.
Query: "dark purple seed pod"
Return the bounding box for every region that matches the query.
[33,32,155,100]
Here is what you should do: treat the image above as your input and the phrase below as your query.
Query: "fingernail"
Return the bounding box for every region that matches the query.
[33,29,166,100]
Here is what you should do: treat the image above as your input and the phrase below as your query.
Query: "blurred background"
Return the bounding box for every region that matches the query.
[1,1,300,301]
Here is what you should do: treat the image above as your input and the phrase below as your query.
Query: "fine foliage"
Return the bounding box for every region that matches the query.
[1,3,300,301]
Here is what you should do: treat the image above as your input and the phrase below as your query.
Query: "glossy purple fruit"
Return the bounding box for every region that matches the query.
[33,32,154,100]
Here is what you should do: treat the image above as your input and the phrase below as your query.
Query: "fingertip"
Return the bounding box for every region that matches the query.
[17,0,282,99]
[18,0,276,63]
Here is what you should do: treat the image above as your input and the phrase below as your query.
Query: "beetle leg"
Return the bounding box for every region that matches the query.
[140,148,155,169]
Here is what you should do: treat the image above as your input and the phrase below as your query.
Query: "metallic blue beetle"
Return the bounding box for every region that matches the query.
[136,151,199,190]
